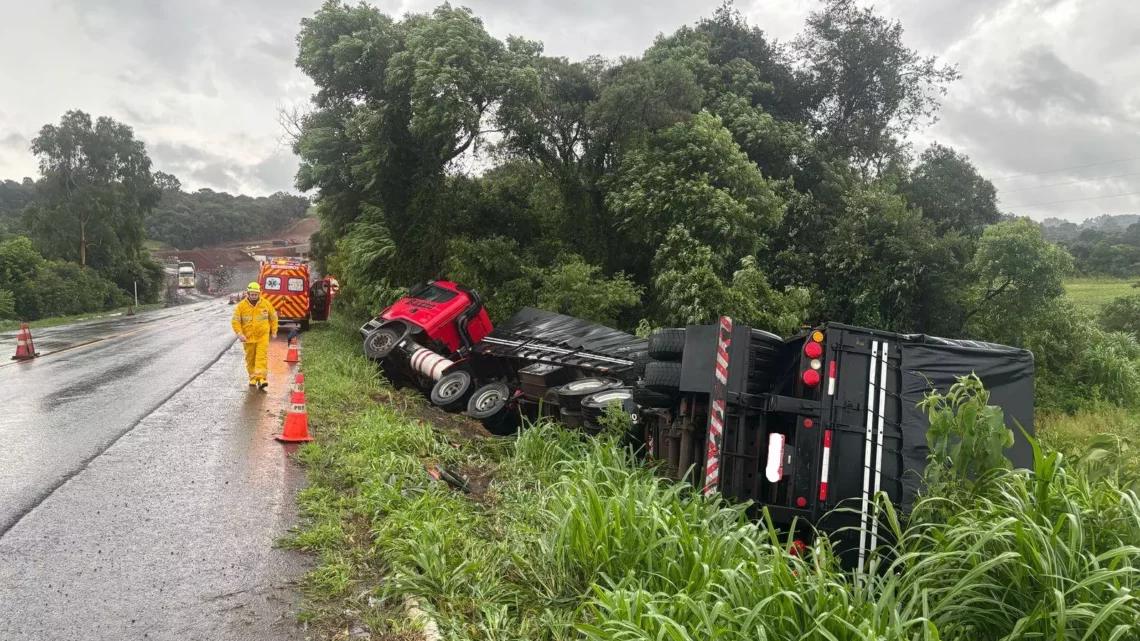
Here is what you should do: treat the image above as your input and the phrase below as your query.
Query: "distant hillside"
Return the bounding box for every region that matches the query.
[147,188,310,250]
[1042,214,1140,242]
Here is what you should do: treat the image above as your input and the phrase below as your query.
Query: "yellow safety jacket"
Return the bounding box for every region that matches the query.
[231,297,279,341]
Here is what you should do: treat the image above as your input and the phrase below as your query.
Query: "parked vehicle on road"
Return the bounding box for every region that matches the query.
[258,259,335,331]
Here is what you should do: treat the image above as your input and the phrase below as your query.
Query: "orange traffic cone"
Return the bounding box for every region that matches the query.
[11,324,38,361]
[292,372,305,393]
[275,390,313,442]
[285,338,300,363]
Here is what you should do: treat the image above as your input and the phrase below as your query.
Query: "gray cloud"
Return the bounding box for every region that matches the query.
[1003,46,1112,115]
[2,0,1138,218]
[149,141,298,194]
[0,132,27,149]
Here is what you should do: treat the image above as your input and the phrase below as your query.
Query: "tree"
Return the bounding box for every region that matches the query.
[26,110,158,268]
[965,219,1073,342]
[904,144,1000,236]
[608,111,784,290]
[154,171,182,193]
[794,0,960,172]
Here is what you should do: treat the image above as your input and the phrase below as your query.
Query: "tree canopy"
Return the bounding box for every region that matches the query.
[294,1,1129,411]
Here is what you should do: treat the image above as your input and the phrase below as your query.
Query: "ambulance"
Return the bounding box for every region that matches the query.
[257,259,337,331]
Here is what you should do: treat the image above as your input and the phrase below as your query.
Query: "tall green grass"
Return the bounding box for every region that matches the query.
[291,321,1140,640]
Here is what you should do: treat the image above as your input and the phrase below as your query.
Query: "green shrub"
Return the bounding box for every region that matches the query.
[1100,293,1140,335]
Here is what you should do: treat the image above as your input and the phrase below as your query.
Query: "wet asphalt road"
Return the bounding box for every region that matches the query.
[0,300,309,640]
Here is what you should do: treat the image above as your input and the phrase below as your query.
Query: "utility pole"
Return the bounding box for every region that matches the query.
[133,280,138,307]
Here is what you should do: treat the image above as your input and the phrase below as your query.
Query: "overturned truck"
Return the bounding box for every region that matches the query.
[361,282,1035,562]
[360,281,646,434]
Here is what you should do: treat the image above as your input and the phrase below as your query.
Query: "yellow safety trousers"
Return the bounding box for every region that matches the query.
[232,298,278,384]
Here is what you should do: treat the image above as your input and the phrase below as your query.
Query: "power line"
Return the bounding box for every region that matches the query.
[1004,190,1140,210]
[990,156,1140,182]
[1000,170,1140,194]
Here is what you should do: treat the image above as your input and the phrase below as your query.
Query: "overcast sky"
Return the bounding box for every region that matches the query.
[1,0,1136,222]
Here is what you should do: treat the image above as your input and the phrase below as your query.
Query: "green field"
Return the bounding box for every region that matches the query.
[1064,278,1134,313]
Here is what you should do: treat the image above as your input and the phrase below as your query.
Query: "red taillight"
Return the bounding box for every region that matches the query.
[796,496,807,507]
[804,341,822,359]
[802,369,821,387]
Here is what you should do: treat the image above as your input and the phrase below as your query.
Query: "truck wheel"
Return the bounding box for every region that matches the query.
[580,388,634,422]
[644,361,682,395]
[648,328,685,361]
[364,327,402,361]
[469,383,519,436]
[468,383,511,420]
[430,370,474,412]
[300,318,311,332]
[557,377,620,411]
[632,384,674,409]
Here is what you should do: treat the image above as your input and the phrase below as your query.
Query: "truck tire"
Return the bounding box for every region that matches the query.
[557,377,620,411]
[644,361,682,395]
[648,328,685,361]
[468,382,520,436]
[580,388,634,422]
[364,327,402,361]
[468,382,511,420]
[430,370,474,412]
[300,318,311,332]
[632,384,674,409]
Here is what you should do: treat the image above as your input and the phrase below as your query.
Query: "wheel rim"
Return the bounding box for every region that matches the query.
[590,391,630,404]
[565,379,606,393]
[370,331,394,352]
[438,377,464,399]
[473,389,503,411]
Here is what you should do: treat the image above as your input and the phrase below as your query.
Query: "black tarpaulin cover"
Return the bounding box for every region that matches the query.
[487,308,648,357]
[899,341,1035,512]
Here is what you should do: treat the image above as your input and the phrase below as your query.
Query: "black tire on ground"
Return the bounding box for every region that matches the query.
[643,361,682,395]
[430,370,474,412]
[557,377,621,411]
[300,318,311,332]
[631,384,674,408]
[648,328,685,361]
[560,407,584,429]
[363,326,402,361]
[467,382,511,420]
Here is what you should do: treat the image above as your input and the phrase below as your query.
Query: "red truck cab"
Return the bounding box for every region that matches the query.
[361,281,492,361]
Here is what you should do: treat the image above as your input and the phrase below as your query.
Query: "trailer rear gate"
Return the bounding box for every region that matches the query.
[708,323,1035,540]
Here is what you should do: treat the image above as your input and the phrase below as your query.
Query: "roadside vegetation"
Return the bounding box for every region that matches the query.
[290,321,1140,640]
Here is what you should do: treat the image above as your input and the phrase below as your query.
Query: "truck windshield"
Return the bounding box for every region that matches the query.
[412,284,458,303]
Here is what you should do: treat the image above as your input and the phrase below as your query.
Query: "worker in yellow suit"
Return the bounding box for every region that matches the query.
[231,282,278,390]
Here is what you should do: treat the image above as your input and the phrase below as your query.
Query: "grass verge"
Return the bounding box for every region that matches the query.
[0,302,165,332]
[291,319,1140,640]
